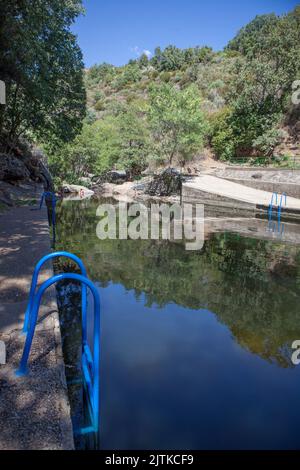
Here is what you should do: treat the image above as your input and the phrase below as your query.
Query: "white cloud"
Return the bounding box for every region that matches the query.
[143,49,152,58]
[130,46,152,59]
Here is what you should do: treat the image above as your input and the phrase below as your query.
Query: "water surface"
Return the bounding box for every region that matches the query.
[55,199,300,450]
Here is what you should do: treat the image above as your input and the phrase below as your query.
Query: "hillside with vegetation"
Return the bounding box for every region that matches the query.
[47,6,300,186]
[0,3,299,191]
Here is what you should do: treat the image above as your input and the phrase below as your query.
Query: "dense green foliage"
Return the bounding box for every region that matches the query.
[49,102,151,183]
[1,4,299,182]
[48,6,300,183]
[0,0,86,150]
[217,6,300,160]
[149,84,207,165]
[49,82,208,182]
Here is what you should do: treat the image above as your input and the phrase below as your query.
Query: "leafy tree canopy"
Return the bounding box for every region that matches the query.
[0,0,86,148]
[149,83,208,165]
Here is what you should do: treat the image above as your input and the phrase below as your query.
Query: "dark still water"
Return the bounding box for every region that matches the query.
[55,199,300,450]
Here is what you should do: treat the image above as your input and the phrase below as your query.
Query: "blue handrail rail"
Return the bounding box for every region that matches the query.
[267,191,287,237]
[39,191,57,210]
[278,192,287,221]
[16,273,101,434]
[268,192,278,219]
[39,191,58,245]
[22,252,87,338]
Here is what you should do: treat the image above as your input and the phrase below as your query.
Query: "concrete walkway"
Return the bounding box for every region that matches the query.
[0,203,74,449]
[183,175,300,210]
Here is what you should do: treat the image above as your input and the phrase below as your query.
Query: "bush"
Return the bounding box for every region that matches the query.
[125,92,136,104]
[209,108,236,160]
[252,128,284,157]
[137,80,151,91]
[94,99,106,111]
[112,64,142,90]
[160,71,172,83]
[93,90,104,104]
[149,70,159,80]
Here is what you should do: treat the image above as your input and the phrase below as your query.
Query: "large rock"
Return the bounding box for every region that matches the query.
[61,184,94,197]
[105,170,128,184]
[145,168,183,197]
[0,154,30,182]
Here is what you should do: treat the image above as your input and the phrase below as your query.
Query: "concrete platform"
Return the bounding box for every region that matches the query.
[0,203,74,449]
[182,175,300,216]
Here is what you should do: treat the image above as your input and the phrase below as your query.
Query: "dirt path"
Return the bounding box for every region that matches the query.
[0,203,74,449]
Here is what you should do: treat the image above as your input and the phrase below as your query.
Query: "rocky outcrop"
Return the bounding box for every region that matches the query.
[274,127,300,158]
[89,169,184,202]
[98,181,136,202]
[91,170,129,188]
[31,149,54,191]
[274,108,300,158]
[0,141,53,190]
[106,170,128,184]
[0,180,44,207]
[145,168,183,197]
[0,142,54,207]
[0,154,30,181]
[61,184,94,198]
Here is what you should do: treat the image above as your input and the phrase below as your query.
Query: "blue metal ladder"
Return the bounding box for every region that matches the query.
[268,192,286,236]
[278,192,287,221]
[16,252,100,435]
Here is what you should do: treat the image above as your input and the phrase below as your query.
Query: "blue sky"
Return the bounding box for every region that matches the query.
[72,0,299,67]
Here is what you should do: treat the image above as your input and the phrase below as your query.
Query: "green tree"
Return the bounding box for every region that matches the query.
[214,6,300,160]
[116,105,150,174]
[0,0,86,149]
[183,46,213,66]
[149,84,208,165]
[226,14,279,56]
[48,104,150,182]
[112,63,142,90]
[138,53,150,68]
[86,63,116,86]
[48,117,120,183]
[228,7,300,102]
[152,45,184,72]
[209,108,235,161]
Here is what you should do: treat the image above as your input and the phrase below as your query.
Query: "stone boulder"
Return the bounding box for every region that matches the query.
[90,170,129,189]
[61,184,94,197]
[105,170,128,184]
[145,168,183,197]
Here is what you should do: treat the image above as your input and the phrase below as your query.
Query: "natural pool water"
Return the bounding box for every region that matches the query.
[55,199,300,450]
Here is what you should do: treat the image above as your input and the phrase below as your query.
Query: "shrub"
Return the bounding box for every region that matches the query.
[209,108,236,160]
[160,71,172,83]
[94,99,105,111]
[252,128,284,157]
[93,90,104,104]
[149,70,159,80]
